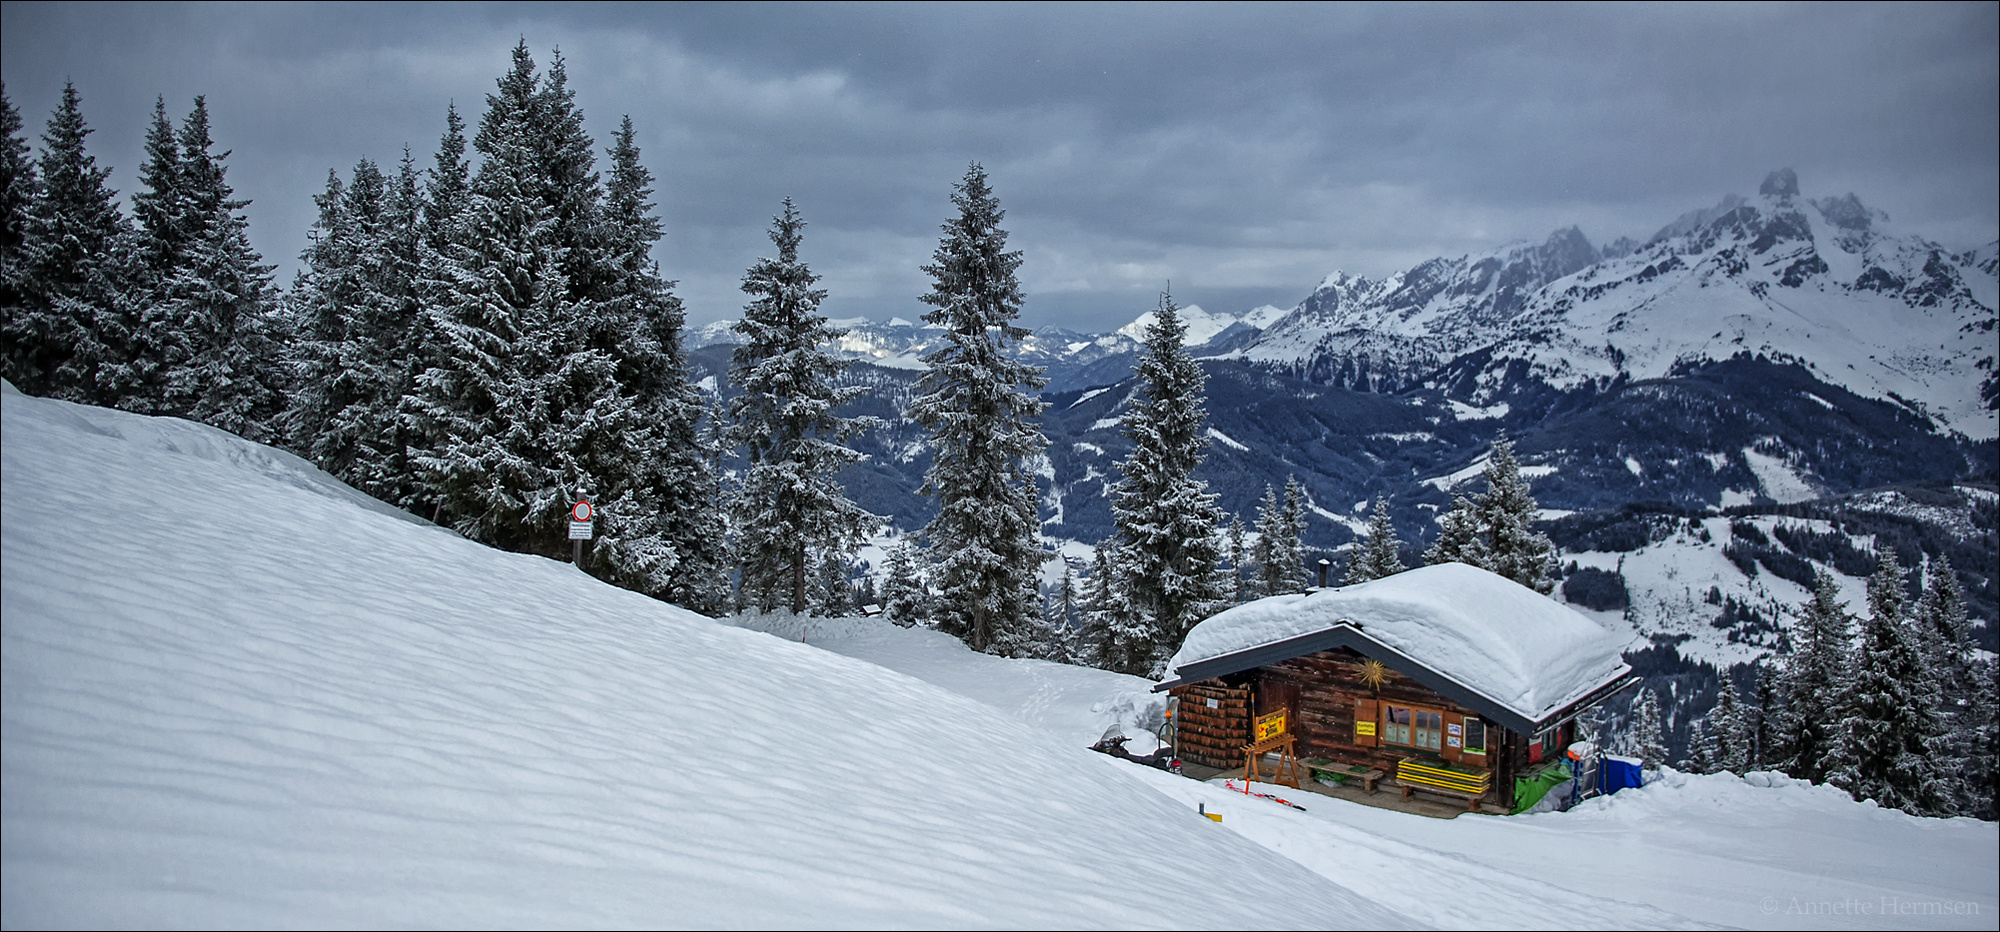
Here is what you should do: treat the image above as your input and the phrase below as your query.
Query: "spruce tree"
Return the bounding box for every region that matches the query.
[0,83,33,352]
[727,200,875,613]
[402,104,475,524]
[8,82,132,404]
[587,115,727,611]
[1071,547,1119,669]
[908,163,1048,655]
[145,97,287,438]
[1423,437,1555,592]
[1102,292,1227,677]
[403,59,564,548]
[1751,663,1783,770]
[1424,491,1481,567]
[1226,514,1250,603]
[1345,498,1406,584]
[880,541,930,628]
[1626,687,1667,771]
[1045,558,1080,659]
[1710,678,1752,773]
[1252,477,1308,597]
[1918,557,1973,701]
[1773,572,1857,782]
[1825,551,1949,815]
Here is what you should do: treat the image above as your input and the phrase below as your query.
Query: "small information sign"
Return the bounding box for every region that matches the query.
[1255,709,1287,742]
[569,520,593,540]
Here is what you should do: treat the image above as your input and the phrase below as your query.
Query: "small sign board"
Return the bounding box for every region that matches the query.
[569,520,593,540]
[1254,709,1287,742]
[571,501,593,522]
[1355,720,1377,738]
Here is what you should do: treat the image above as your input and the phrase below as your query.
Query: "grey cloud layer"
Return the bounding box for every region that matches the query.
[3,1,1993,332]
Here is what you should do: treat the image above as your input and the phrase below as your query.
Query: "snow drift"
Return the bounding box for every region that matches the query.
[0,381,1403,929]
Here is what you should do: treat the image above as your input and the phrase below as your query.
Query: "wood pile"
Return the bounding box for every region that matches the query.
[1172,682,1249,768]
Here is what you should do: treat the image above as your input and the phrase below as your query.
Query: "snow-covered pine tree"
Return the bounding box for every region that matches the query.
[1626,687,1667,771]
[811,550,852,618]
[403,52,568,550]
[1226,514,1250,603]
[0,83,32,358]
[1344,498,1406,584]
[1824,550,1950,816]
[1423,437,1555,593]
[569,115,726,611]
[287,158,415,490]
[1685,717,1719,774]
[1044,558,1080,662]
[1102,291,1228,677]
[400,104,474,524]
[1710,678,1752,774]
[1772,572,1856,782]
[1247,485,1281,599]
[1424,491,1481,567]
[1071,546,1119,670]
[1477,437,1555,592]
[1918,556,1973,702]
[8,82,133,405]
[727,199,875,613]
[1962,660,1999,821]
[146,97,287,440]
[880,541,929,628]
[1751,663,1783,770]
[1919,556,1995,819]
[907,163,1048,655]
[1253,476,1308,597]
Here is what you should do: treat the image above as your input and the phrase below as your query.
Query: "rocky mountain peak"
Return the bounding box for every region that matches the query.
[1759,168,1801,199]
[1811,192,1885,232]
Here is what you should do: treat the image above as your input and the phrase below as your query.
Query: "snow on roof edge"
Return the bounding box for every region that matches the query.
[1164,564,1632,725]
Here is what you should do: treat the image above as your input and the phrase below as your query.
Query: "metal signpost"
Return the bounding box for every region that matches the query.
[569,500,594,565]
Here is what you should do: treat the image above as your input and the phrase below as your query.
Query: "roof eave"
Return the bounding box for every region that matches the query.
[1156,621,1632,737]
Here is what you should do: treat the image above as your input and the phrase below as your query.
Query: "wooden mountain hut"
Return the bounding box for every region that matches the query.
[1156,563,1635,813]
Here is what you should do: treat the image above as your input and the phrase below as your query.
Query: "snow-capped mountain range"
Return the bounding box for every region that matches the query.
[1236,169,1994,440]
[687,170,1998,672]
[697,169,1995,442]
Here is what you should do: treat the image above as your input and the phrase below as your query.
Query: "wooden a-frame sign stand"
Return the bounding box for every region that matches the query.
[1243,709,1301,788]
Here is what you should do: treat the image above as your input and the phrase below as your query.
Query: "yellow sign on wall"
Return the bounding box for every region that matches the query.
[1355,721,1377,737]
[1255,710,1287,742]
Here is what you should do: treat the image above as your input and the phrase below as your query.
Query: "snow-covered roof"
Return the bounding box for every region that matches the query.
[1161,563,1631,731]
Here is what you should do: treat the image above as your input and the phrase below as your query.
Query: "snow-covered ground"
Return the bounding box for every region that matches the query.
[4,382,1995,929]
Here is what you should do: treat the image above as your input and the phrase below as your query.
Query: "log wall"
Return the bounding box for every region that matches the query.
[1170,681,1250,768]
[1261,647,1516,808]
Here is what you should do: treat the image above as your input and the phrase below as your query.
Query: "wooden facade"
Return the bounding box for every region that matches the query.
[1172,646,1584,812]
[1172,681,1250,769]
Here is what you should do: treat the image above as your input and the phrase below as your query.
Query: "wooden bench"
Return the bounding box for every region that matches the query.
[1395,758,1492,812]
[1304,758,1386,793]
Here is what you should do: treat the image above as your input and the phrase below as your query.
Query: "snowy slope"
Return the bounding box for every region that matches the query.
[725,597,1999,930]
[0,382,1405,929]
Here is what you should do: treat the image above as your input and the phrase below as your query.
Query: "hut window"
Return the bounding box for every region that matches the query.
[1382,705,1444,752]
[1384,705,1411,746]
[1463,718,1487,755]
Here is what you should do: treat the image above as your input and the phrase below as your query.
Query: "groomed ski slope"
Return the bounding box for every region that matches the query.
[0,382,1401,930]
[4,381,1996,929]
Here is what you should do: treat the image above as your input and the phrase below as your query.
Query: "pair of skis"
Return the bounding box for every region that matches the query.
[1223,779,1306,811]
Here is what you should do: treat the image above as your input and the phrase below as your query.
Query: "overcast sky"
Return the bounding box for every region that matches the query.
[4,2,1995,333]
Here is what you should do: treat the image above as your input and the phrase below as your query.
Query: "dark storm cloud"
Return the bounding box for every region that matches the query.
[3,2,1994,333]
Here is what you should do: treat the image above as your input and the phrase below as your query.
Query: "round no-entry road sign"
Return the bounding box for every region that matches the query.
[572,501,593,522]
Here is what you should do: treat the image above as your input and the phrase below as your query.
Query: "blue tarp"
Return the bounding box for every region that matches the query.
[1599,754,1643,794]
